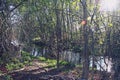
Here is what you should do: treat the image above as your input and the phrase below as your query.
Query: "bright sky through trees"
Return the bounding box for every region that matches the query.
[100,0,119,11]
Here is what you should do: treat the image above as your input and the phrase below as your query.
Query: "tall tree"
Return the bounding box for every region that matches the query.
[81,0,89,79]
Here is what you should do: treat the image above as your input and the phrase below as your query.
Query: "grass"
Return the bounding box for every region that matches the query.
[5,51,32,71]
[6,62,24,71]
[37,56,74,68]
[5,51,74,71]
[38,56,46,61]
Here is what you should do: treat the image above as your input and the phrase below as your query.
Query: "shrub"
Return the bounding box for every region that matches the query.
[6,62,24,71]
[59,61,68,65]
[38,57,46,61]
[6,63,14,71]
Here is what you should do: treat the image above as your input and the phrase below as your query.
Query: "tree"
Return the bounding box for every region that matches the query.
[80,0,90,80]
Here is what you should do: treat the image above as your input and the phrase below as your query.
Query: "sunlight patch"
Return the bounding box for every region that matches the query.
[100,0,119,12]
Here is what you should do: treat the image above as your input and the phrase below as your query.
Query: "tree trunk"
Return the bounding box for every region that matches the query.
[81,0,89,80]
[55,8,61,69]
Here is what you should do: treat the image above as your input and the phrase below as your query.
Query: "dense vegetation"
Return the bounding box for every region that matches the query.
[0,0,120,80]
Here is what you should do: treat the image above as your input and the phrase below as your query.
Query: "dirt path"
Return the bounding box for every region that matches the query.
[1,60,76,80]
[0,60,113,80]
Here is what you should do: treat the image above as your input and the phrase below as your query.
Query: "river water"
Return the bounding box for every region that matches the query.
[60,51,113,72]
[31,49,113,72]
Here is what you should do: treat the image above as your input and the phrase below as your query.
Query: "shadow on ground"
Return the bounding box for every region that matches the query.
[1,65,76,80]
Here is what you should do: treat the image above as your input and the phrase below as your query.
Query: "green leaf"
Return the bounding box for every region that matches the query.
[108,23,113,27]
[75,6,79,10]
[72,1,76,6]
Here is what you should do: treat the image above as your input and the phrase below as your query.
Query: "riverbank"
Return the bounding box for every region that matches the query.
[0,59,113,80]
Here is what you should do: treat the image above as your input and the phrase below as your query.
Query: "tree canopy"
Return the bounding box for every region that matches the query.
[0,0,120,80]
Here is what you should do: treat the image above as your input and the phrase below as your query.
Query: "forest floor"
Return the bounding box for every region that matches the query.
[0,59,113,80]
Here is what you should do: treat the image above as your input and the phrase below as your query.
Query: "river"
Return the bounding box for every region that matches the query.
[31,49,113,72]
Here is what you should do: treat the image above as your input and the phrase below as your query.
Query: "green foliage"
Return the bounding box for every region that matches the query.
[46,59,57,64]
[38,57,46,61]
[6,63,14,71]
[6,58,22,71]
[60,60,75,68]
[21,51,33,62]
[59,60,68,65]
[38,57,57,68]
[11,58,20,64]
[22,60,30,65]
[24,56,31,61]
[46,59,57,68]
[6,62,24,71]
[5,51,33,71]
[33,37,41,41]
[21,51,30,57]
[37,56,71,68]
[2,1,119,79]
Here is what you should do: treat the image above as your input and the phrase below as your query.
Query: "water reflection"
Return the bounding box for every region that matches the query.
[31,49,113,72]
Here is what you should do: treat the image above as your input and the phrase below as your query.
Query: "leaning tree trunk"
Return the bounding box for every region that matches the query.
[0,13,21,63]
